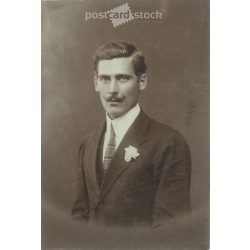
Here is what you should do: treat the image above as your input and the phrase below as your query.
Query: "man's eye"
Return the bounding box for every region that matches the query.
[117,76,130,82]
[99,77,110,83]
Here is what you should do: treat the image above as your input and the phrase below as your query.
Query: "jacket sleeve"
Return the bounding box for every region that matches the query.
[152,132,191,228]
[71,139,89,222]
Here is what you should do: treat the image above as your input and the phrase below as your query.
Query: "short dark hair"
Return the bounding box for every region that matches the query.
[93,40,147,77]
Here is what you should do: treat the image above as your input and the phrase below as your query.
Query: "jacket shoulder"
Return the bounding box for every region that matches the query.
[148,117,186,143]
[146,116,191,173]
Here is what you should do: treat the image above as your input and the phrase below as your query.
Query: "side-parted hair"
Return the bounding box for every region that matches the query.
[93,40,147,77]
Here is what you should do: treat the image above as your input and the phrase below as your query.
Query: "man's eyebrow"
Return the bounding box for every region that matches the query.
[98,74,110,78]
[115,74,131,77]
[98,74,132,78]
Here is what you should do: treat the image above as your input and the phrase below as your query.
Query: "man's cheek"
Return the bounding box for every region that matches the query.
[120,87,132,96]
[123,88,136,97]
[99,87,107,96]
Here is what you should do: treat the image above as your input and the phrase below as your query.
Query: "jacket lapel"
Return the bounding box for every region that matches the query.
[85,122,105,202]
[97,111,151,205]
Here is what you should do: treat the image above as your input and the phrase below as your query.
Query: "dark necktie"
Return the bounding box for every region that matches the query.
[103,123,116,172]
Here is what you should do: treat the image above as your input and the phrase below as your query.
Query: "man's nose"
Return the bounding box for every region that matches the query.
[109,79,119,94]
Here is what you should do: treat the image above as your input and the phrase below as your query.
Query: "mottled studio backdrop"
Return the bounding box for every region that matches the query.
[42,0,209,249]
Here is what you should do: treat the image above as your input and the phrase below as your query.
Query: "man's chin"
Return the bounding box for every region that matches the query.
[107,112,121,119]
[106,108,125,119]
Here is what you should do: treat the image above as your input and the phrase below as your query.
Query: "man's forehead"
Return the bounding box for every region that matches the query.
[97,57,134,75]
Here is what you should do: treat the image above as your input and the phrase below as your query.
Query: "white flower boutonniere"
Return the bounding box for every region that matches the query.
[124,145,140,162]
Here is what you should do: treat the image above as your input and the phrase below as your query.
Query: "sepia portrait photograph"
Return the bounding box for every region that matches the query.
[42,0,209,249]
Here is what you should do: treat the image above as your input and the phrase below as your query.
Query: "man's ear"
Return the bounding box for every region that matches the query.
[139,74,147,90]
[94,75,99,92]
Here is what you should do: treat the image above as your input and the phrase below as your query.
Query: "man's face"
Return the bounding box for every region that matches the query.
[94,56,147,119]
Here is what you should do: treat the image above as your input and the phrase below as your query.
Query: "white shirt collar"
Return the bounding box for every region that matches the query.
[106,103,141,140]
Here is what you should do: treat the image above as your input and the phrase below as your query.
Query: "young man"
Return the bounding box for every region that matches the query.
[72,41,191,228]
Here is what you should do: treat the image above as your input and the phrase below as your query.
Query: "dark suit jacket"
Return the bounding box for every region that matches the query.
[72,110,191,228]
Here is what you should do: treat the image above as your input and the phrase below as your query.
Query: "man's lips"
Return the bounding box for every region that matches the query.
[105,96,124,102]
[108,100,122,103]
[107,100,122,106]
